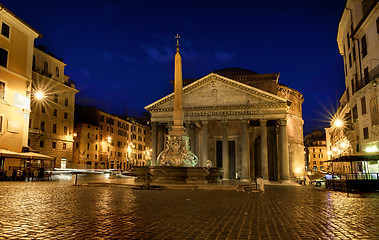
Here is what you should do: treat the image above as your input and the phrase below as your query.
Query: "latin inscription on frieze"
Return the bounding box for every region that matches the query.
[184,110,260,117]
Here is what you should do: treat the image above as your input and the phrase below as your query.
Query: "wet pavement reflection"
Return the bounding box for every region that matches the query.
[0,174,378,239]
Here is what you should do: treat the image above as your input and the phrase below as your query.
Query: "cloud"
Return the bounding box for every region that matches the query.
[214,50,235,63]
[81,68,91,79]
[101,50,113,63]
[120,55,135,64]
[140,45,172,64]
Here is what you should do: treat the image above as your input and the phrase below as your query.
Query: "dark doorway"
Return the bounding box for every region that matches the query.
[253,137,261,179]
[216,141,222,168]
[216,140,236,179]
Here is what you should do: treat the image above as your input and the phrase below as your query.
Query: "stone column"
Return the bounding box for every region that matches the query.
[158,125,165,154]
[201,121,209,167]
[222,121,229,179]
[279,119,290,180]
[151,122,158,166]
[260,119,269,180]
[241,120,249,180]
[190,123,196,154]
[168,121,173,133]
[185,121,190,136]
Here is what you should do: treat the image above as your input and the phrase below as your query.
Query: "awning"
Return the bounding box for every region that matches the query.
[325,154,379,163]
[0,149,29,159]
[18,152,55,161]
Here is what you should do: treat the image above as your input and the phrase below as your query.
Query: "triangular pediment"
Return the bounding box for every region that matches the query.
[145,73,288,112]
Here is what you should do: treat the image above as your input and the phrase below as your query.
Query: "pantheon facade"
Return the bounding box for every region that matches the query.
[145,68,304,181]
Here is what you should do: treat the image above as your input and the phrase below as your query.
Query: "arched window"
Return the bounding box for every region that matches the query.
[43,61,48,75]
[32,55,36,71]
[55,67,59,77]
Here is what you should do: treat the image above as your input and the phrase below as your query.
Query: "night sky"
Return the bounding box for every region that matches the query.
[3,0,347,134]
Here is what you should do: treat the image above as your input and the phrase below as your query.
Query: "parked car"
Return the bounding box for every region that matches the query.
[311,174,340,187]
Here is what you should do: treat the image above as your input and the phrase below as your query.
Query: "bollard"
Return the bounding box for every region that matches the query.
[72,173,78,186]
[257,177,264,192]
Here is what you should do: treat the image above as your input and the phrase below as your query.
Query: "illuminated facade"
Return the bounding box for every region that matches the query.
[146,67,304,181]
[329,0,379,157]
[0,5,40,152]
[28,47,78,168]
[73,106,151,169]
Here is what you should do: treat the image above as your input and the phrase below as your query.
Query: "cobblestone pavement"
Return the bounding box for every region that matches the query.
[0,177,378,239]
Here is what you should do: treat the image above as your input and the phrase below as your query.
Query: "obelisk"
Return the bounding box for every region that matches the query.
[170,34,186,136]
[156,35,198,167]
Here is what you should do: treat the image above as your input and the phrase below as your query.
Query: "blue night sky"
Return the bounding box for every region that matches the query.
[3,0,347,134]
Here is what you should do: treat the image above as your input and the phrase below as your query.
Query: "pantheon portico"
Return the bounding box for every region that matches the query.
[146,68,304,181]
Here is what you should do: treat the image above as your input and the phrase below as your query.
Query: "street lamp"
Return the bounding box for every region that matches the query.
[333,118,343,128]
[107,136,112,169]
[34,90,45,100]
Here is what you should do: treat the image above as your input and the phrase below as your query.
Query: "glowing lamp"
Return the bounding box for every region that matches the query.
[365,146,379,153]
[334,119,343,127]
[35,91,45,100]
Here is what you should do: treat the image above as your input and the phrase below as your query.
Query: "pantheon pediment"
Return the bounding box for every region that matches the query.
[146,73,290,121]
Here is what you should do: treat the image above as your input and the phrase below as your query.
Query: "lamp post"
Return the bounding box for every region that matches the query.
[107,136,112,169]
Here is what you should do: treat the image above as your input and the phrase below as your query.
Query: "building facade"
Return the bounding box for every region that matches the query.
[28,47,78,168]
[304,130,328,172]
[329,0,379,158]
[146,67,304,181]
[73,106,151,169]
[0,4,40,153]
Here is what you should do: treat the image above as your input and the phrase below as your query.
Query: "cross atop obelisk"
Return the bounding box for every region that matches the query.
[170,34,185,136]
[175,34,180,48]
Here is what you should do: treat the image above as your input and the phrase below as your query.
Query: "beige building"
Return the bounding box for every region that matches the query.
[308,141,328,172]
[28,47,78,168]
[0,4,40,169]
[73,106,151,169]
[146,67,304,181]
[328,0,379,158]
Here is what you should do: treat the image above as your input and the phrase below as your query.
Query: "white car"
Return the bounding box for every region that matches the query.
[311,174,340,187]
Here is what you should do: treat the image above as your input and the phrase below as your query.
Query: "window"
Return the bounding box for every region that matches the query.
[95,134,98,140]
[351,79,355,94]
[55,67,59,77]
[0,47,8,68]
[64,112,67,119]
[40,121,45,131]
[43,61,48,75]
[54,94,58,103]
[87,154,89,159]
[364,67,369,85]
[87,132,90,138]
[352,105,358,122]
[52,142,56,149]
[346,33,350,48]
[64,126,68,135]
[0,81,5,100]
[63,143,66,150]
[76,142,79,148]
[361,97,367,115]
[65,98,68,106]
[313,166,317,172]
[87,143,90,149]
[320,161,323,165]
[313,154,316,158]
[100,115,104,122]
[39,140,44,147]
[361,35,367,58]
[363,127,369,139]
[1,23,10,38]
[377,17,379,33]
[352,45,356,61]
[0,115,3,133]
[95,144,98,150]
[32,56,36,71]
[313,148,315,153]
[313,161,316,165]
[41,106,45,113]
[54,109,57,116]
[52,124,57,133]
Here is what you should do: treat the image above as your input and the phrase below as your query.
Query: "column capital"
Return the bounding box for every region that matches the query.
[260,119,267,127]
[241,120,249,127]
[278,119,287,126]
[202,120,209,126]
[221,120,228,127]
